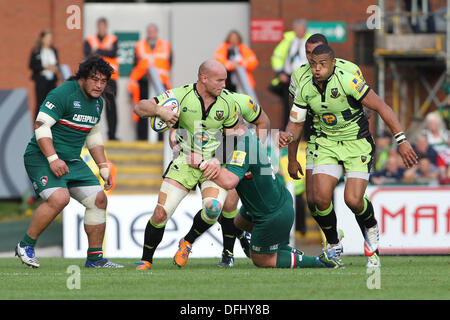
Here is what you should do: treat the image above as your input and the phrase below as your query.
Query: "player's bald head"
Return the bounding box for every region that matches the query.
[198,59,226,78]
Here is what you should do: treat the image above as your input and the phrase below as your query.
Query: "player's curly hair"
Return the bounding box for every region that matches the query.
[73,55,114,80]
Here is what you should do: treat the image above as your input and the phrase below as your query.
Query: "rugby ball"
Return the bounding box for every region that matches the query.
[150,97,179,133]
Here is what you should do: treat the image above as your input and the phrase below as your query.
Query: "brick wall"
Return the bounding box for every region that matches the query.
[0,0,84,119]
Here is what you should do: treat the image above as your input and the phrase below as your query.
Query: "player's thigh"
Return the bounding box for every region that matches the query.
[250,200,294,255]
[250,252,277,268]
[66,160,102,189]
[223,188,240,212]
[341,137,375,179]
[69,185,105,208]
[24,161,69,200]
[163,154,203,190]
[234,210,254,232]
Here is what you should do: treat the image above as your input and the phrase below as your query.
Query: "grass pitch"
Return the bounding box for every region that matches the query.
[0,256,448,300]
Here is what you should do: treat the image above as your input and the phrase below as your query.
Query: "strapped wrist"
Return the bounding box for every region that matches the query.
[47,154,58,164]
[394,131,407,145]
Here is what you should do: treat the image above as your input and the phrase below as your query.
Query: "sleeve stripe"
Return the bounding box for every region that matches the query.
[357,86,371,102]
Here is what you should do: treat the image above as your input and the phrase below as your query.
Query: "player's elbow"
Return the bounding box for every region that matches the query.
[133,101,144,118]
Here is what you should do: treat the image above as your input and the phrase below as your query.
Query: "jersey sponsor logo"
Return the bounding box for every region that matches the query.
[72,114,98,124]
[193,131,210,146]
[73,101,81,109]
[45,101,56,110]
[247,98,259,113]
[59,118,95,132]
[322,113,338,126]
[229,151,246,166]
[350,77,366,94]
[214,110,224,121]
[330,88,341,99]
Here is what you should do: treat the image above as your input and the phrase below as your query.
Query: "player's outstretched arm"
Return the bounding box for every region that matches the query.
[361,89,418,168]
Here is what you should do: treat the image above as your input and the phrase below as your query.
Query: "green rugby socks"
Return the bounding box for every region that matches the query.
[20,233,37,248]
[275,248,323,268]
[87,247,103,262]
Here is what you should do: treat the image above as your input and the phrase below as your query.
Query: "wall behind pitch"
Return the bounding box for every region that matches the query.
[83,2,249,141]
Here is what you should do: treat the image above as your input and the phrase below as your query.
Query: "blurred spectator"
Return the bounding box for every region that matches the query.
[370,152,405,185]
[214,30,258,92]
[412,133,439,165]
[403,156,439,184]
[128,23,172,140]
[423,112,449,150]
[404,0,436,33]
[374,130,393,170]
[29,29,59,120]
[440,82,450,129]
[85,17,119,140]
[270,19,309,128]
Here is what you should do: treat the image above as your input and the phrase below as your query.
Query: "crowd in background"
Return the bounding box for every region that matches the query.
[370,111,450,186]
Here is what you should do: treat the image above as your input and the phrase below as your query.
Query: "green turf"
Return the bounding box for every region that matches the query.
[0,256,448,300]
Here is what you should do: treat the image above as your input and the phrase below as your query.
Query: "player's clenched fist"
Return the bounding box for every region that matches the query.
[49,159,69,178]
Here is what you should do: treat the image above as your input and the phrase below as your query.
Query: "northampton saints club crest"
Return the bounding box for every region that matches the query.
[330,88,341,99]
[214,110,224,121]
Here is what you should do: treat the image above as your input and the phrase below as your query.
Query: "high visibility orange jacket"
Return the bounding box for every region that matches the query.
[87,34,119,80]
[214,42,258,88]
[128,38,172,122]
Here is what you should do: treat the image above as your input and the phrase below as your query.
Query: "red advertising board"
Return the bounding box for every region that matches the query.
[250,19,284,43]
[334,185,450,255]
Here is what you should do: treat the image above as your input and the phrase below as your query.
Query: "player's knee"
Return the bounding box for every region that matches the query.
[47,188,70,210]
[315,196,331,212]
[152,205,168,226]
[344,194,363,212]
[223,190,239,212]
[251,255,273,268]
[202,197,223,222]
[94,191,107,210]
[154,180,188,226]
[81,193,106,225]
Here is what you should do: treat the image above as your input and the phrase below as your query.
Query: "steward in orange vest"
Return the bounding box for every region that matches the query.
[84,17,119,140]
[84,22,119,80]
[128,24,172,127]
[214,30,258,90]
